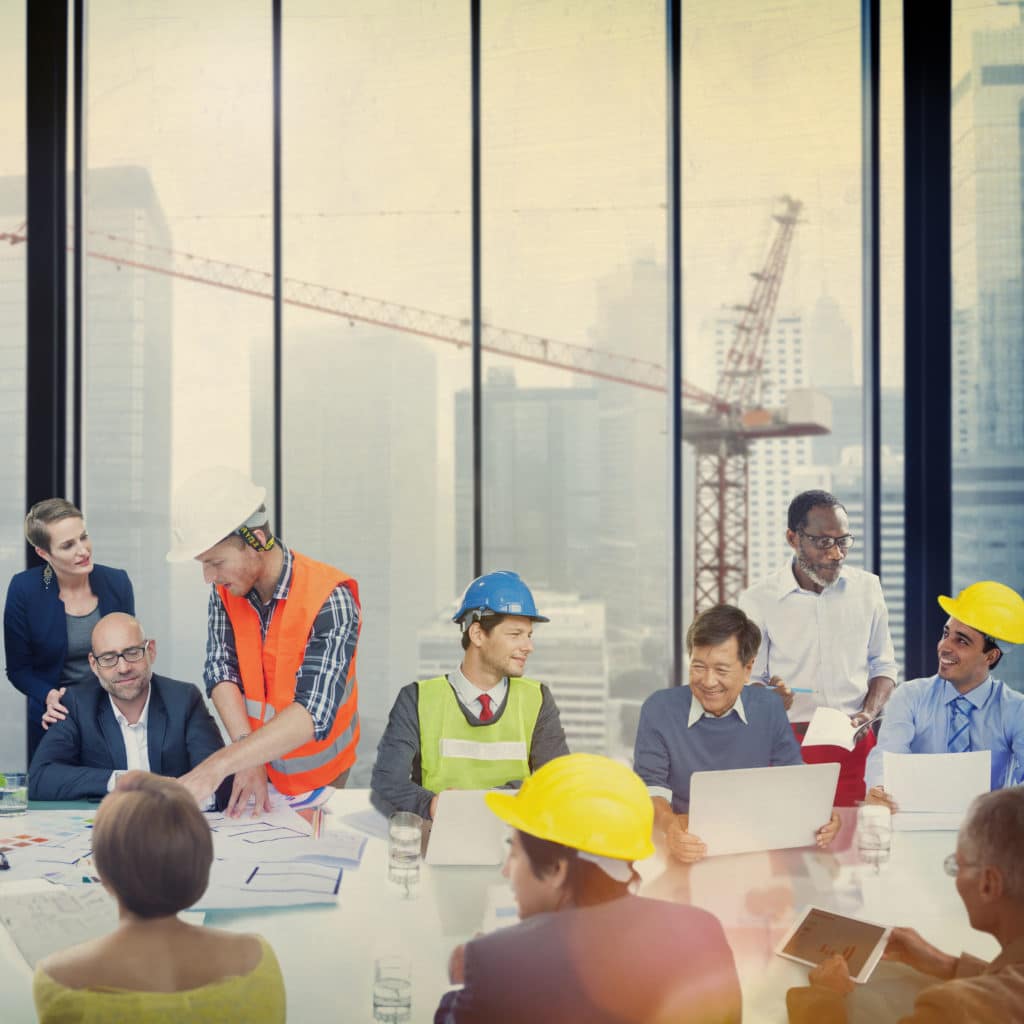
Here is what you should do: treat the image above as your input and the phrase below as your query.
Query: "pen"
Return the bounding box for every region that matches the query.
[790,687,814,694]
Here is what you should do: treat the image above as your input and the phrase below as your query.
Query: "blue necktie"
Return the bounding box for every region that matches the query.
[948,695,973,753]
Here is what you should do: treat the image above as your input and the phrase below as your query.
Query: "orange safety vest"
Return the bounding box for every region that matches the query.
[219,551,361,795]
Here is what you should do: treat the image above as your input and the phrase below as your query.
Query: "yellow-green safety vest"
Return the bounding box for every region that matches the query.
[417,675,543,793]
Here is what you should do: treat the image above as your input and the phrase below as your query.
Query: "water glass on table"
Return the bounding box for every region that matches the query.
[856,804,892,871]
[0,772,28,816]
[373,956,412,1023]
[388,811,423,898]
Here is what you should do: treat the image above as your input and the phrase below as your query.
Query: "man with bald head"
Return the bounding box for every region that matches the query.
[29,613,229,805]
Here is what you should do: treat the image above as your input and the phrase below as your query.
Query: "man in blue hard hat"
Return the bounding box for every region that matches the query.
[371,571,569,819]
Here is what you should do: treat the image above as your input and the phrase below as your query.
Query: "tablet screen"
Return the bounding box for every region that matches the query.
[779,907,888,978]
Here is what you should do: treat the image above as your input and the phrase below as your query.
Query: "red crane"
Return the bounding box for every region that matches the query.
[2,198,826,610]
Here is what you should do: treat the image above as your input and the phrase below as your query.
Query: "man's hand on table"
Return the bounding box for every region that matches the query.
[865,786,898,812]
[808,954,856,995]
[665,813,707,863]
[815,810,842,848]
[883,927,958,980]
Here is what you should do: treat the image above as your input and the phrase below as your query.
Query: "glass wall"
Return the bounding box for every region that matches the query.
[951,0,1024,689]
[83,1,274,686]
[680,2,900,654]
[880,0,906,674]
[282,1,471,784]
[14,2,926,767]
[480,1,668,760]
[0,2,27,767]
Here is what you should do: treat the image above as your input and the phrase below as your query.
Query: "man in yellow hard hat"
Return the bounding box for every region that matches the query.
[866,581,1024,808]
[435,753,742,1024]
[166,468,361,815]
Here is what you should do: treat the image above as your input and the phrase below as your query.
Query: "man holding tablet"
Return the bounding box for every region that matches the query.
[787,787,1024,1023]
[633,603,840,863]
[865,581,1024,808]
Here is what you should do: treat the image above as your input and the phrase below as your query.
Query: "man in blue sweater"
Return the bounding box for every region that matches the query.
[634,603,840,863]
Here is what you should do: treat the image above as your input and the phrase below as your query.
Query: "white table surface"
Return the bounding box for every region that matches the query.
[0,796,998,1024]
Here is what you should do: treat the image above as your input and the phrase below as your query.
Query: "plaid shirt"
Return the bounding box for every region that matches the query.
[203,545,360,741]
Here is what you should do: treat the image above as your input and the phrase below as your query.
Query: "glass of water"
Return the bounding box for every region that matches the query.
[388,811,423,898]
[856,804,892,872]
[373,956,412,1023]
[0,772,28,816]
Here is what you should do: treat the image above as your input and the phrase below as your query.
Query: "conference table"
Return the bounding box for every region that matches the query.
[0,792,999,1024]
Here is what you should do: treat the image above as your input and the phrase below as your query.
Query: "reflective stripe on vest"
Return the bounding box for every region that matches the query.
[417,675,542,793]
[220,550,361,795]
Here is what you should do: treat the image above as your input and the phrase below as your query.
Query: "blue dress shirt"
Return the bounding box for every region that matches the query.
[865,674,1024,791]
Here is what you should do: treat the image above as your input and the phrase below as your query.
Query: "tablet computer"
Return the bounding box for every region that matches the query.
[775,905,892,984]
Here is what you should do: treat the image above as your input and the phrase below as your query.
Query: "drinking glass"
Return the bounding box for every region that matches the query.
[856,804,892,872]
[372,955,412,1023]
[388,811,423,898]
[0,772,28,816]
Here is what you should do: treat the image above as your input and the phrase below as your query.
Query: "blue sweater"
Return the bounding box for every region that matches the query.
[633,685,802,813]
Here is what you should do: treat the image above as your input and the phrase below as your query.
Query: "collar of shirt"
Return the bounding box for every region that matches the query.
[775,559,848,600]
[109,685,153,730]
[941,675,993,710]
[450,665,508,717]
[247,543,293,607]
[688,689,748,727]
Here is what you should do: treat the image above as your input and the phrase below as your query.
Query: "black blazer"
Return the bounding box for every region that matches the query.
[28,673,231,809]
[4,563,135,724]
[436,896,742,1024]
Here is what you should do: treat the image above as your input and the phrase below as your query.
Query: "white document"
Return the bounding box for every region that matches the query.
[426,790,507,866]
[339,807,390,841]
[191,859,343,911]
[882,750,990,814]
[222,829,367,867]
[688,763,839,857]
[0,881,119,967]
[801,707,858,752]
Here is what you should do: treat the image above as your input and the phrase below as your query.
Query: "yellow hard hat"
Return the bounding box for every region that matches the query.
[937,581,1024,645]
[167,467,267,563]
[485,753,655,862]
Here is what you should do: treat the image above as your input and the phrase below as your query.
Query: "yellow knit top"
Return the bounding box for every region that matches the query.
[32,936,286,1024]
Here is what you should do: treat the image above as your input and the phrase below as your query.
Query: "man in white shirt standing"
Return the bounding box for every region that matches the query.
[739,490,899,804]
[28,613,228,805]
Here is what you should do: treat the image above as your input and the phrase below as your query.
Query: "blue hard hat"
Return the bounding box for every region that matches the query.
[452,570,550,627]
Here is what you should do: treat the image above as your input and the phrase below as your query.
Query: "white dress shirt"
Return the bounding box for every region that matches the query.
[449,666,508,720]
[739,561,899,722]
[106,689,152,791]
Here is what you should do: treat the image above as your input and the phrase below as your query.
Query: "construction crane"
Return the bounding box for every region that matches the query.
[688,195,830,611]
[2,198,827,612]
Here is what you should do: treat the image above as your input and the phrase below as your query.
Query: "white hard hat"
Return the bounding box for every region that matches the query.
[166,467,267,563]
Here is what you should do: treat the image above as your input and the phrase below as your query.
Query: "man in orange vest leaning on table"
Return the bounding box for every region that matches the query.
[167,468,361,816]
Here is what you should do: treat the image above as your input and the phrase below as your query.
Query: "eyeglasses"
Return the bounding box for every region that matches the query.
[798,530,855,552]
[92,642,150,668]
[943,852,980,877]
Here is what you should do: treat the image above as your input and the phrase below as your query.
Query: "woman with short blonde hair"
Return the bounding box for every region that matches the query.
[4,498,134,759]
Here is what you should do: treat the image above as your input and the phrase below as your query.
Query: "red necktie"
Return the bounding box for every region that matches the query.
[478,693,494,722]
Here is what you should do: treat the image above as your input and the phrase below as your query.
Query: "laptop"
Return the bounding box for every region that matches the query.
[687,762,840,857]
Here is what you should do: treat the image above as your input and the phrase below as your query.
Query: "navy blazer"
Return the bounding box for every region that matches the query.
[4,563,135,724]
[435,896,742,1024]
[28,673,231,808]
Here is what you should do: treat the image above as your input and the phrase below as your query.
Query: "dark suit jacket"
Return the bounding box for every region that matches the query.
[28,673,230,808]
[435,895,742,1024]
[4,563,135,728]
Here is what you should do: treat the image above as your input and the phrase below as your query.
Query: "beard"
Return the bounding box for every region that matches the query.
[796,553,840,590]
